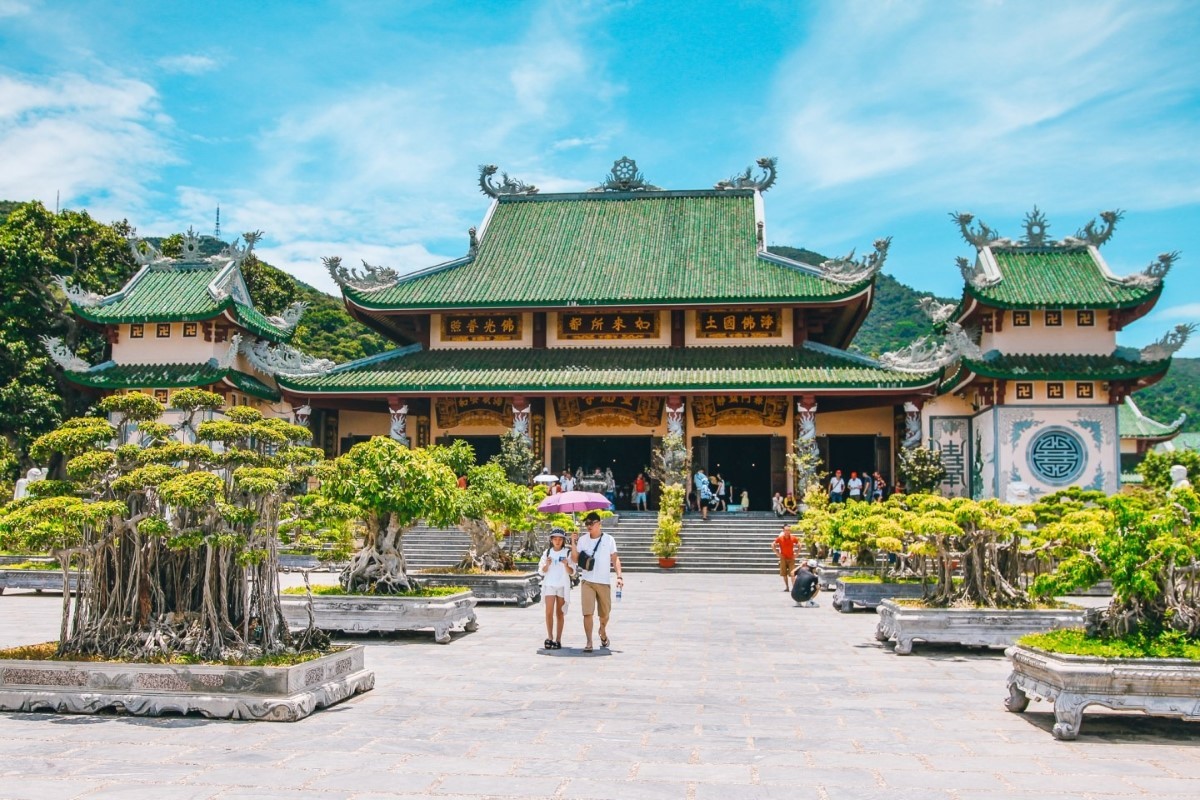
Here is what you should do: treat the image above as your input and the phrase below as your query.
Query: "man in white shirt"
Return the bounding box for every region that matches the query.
[828,470,845,503]
[847,471,863,501]
[561,471,576,492]
[571,511,624,652]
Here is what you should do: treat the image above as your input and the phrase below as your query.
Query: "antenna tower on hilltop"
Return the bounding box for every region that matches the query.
[214,205,221,239]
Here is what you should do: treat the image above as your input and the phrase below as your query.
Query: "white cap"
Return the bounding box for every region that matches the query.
[806,559,818,568]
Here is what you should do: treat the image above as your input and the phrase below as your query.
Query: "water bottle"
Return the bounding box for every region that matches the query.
[615,587,623,602]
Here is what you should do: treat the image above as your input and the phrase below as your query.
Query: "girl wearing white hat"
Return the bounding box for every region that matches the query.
[539,527,575,650]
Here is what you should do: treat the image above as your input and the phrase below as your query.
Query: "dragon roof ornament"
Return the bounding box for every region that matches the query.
[1119,251,1178,290]
[323,256,398,292]
[917,296,957,325]
[817,237,891,285]
[715,156,778,192]
[240,336,336,377]
[268,301,308,331]
[53,275,104,308]
[589,156,661,192]
[40,335,92,372]
[952,208,1124,251]
[478,164,539,198]
[217,334,242,370]
[956,256,1000,290]
[879,321,982,374]
[1139,323,1196,362]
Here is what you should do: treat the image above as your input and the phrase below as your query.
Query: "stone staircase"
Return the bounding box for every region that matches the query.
[401,512,800,574]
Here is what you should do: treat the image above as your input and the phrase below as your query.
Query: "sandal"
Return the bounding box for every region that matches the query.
[583,644,593,653]
[553,641,562,649]
[600,636,610,648]
[544,638,553,649]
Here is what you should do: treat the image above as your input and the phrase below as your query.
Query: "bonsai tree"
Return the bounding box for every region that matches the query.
[322,437,461,593]
[794,499,908,579]
[455,460,537,572]
[0,390,324,661]
[1032,487,1200,642]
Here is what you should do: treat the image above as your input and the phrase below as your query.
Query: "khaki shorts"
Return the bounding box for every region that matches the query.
[779,557,796,576]
[580,580,612,620]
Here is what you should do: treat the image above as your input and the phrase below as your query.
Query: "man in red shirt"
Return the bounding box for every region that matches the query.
[772,525,799,591]
[633,472,648,511]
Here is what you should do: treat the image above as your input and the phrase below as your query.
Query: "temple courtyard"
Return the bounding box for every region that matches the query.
[1,573,1198,800]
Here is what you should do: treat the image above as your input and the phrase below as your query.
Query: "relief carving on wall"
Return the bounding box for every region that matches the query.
[691,395,788,428]
[553,396,663,429]
[436,397,509,428]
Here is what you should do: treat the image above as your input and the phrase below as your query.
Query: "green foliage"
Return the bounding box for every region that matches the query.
[897,446,947,493]
[650,432,690,487]
[1134,357,1200,433]
[1020,628,1200,660]
[651,483,684,558]
[323,437,460,531]
[282,584,465,597]
[1137,449,1200,491]
[492,428,540,484]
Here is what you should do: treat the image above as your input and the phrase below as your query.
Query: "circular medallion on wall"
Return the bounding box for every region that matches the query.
[1027,427,1087,485]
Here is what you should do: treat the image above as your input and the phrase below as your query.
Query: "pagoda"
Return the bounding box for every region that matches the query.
[912,208,1190,500]
[46,229,329,423]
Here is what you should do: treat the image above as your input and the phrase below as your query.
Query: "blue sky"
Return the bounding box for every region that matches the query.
[2,0,1198,352]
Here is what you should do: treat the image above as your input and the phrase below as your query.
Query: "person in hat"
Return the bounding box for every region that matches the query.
[539,527,575,650]
[790,559,821,607]
[570,511,623,652]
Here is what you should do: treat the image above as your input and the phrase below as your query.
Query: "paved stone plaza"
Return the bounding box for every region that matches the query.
[1,573,1199,800]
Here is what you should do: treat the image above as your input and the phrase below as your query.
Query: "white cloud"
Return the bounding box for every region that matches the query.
[157,54,219,76]
[0,0,32,18]
[0,74,175,212]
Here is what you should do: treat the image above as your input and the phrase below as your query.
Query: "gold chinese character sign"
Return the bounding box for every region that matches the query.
[558,311,659,340]
[441,313,523,342]
[695,308,782,339]
[553,396,664,428]
[436,396,510,427]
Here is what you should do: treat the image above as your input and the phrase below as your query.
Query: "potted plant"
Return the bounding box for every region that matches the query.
[1006,486,1200,739]
[651,484,684,568]
[0,391,372,721]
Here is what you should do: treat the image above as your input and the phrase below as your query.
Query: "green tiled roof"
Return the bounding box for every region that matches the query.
[276,342,938,394]
[1119,398,1185,440]
[1155,432,1200,453]
[967,248,1159,310]
[63,361,280,401]
[962,352,1170,382]
[70,262,294,342]
[345,192,870,310]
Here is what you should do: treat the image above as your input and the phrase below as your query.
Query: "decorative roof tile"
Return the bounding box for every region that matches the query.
[967,248,1159,310]
[344,192,871,310]
[63,361,280,401]
[962,352,1170,382]
[1119,397,1185,440]
[275,343,938,394]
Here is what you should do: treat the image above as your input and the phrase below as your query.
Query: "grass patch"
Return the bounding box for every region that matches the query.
[893,598,1077,610]
[0,560,61,570]
[1019,628,1200,661]
[281,584,466,597]
[0,641,342,667]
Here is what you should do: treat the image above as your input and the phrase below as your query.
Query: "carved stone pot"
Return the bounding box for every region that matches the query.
[1005,644,1200,740]
[831,578,924,613]
[418,571,541,607]
[280,590,478,644]
[0,568,80,595]
[875,600,1086,655]
[0,645,374,722]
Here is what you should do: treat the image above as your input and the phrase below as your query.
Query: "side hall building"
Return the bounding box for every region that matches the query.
[49,158,1190,507]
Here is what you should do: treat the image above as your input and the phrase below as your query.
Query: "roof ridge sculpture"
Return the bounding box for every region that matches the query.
[1140,323,1196,362]
[478,164,539,198]
[714,157,778,192]
[323,255,398,292]
[879,321,982,374]
[817,237,891,285]
[950,207,1124,251]
[240,336,337,377]
[589,156,661,192]
[40,335,92,372]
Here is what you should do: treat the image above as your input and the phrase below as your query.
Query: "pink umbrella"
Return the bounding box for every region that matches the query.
[537,490,612,514]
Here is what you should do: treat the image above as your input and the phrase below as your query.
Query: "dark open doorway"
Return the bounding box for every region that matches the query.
[563,436,653,510]
[443,435,503,466]
[705,435,775,510]
[820,435,891,485]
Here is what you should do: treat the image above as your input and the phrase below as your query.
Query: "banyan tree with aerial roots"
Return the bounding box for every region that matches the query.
[0,390,326,662]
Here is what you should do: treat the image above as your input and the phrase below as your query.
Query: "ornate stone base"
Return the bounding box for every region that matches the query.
[0,568,78,595]
[831,579,924,613]
[817,566,875,590]
[1005,645,1200,740]
[281,591,479,643]
[0,645,374,722]
[876,600,1086,655]
[418,571,541,606]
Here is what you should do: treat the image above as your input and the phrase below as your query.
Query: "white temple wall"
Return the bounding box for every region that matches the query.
[113,323,226,365]
[990,405,1119,502]
[1004,381,1106,405]
[982,310,1114,355]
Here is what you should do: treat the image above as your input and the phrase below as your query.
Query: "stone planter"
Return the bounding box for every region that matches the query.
[817,566,875,590]
[278,554,347,573]
[0,555,53,566]
[0,645,374,722]
[831,578,924,612]
[875,600,1087,655]
[657,557,677,569]
[280,591,478,644]
[0,568,79,595]
[418,571,541,606]
[1005,644,1200,740]
[1066,579,1113,597]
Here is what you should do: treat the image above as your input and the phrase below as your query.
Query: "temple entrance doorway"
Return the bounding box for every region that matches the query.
[819,435,891,488]
[561,436,653,510]
[702,435,780,511]
[442,435,503,466]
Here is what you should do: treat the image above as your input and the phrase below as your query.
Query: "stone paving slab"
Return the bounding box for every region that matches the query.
[1,574,1199,799]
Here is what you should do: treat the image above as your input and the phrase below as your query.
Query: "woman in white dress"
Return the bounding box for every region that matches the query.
[539,528,575,650]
